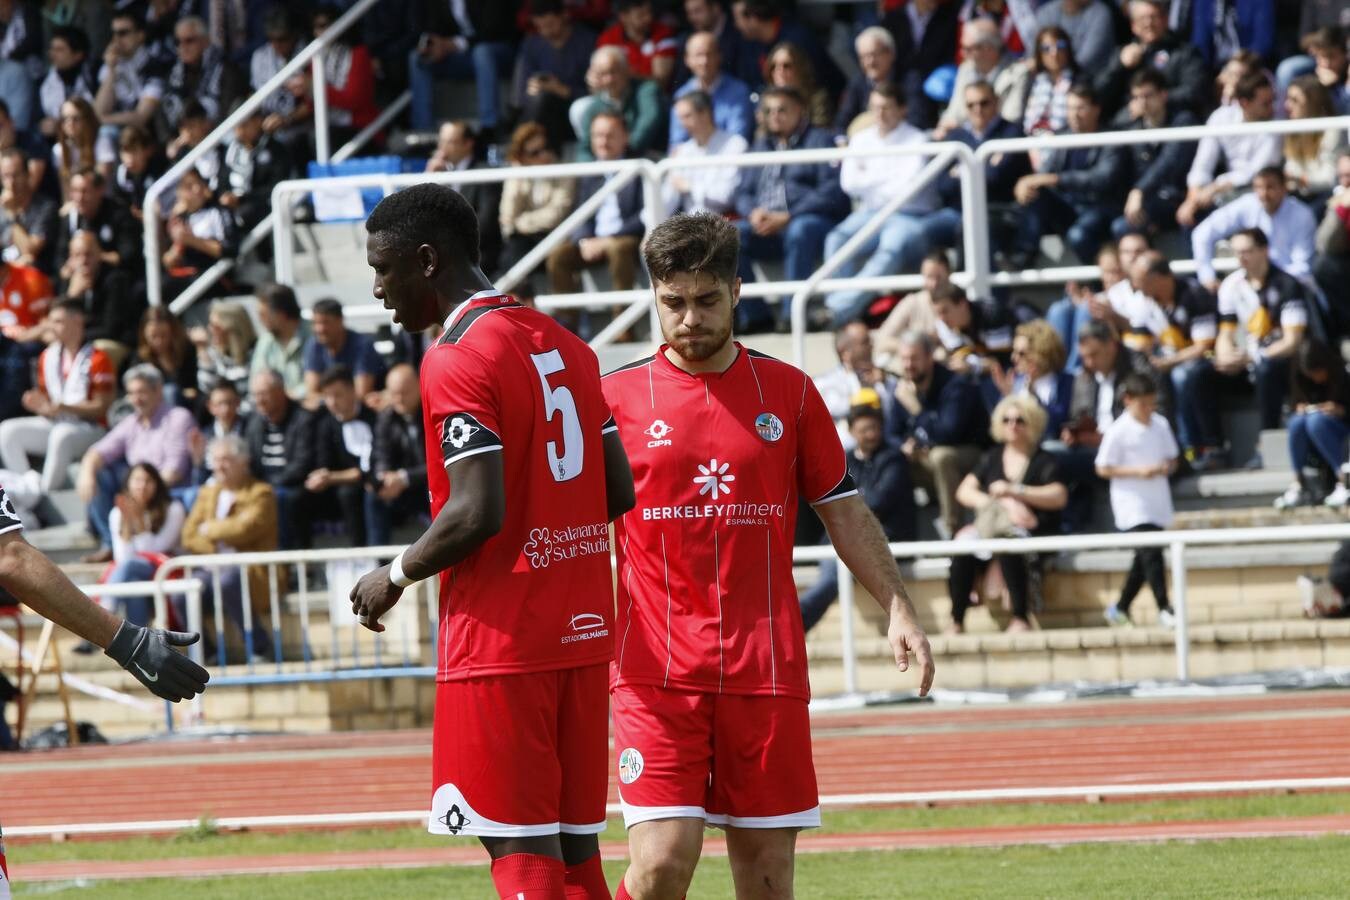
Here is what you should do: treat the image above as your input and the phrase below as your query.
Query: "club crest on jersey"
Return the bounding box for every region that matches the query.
[644,419,674,447]
[619,747,644,784]
[694,459,735,499]
[754,412,784,442]
[443,415,480,449]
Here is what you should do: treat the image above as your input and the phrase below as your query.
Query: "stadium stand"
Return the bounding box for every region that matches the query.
[5,0,1350,735]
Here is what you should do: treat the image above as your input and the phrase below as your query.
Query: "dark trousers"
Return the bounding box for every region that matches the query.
[948,553,1030,626]
[364,488,425,546]
[799,552,840,633]
[89,460,131,550]
[1051,445,1103,533]
[1116,523,1170,613]
[734,213,835,328]
[174,565,275,661]
[1014,188,1114,264]
[273,485,311,550]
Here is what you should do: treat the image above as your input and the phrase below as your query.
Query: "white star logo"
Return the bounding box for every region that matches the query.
[693,459,735,499]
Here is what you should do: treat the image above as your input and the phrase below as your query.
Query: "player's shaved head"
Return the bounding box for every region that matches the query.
[367,183,480,266]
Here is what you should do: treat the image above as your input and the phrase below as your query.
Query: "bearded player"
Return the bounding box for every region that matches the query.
[0,484,209,898]
[350,183,635,900]
[601,213,935,899]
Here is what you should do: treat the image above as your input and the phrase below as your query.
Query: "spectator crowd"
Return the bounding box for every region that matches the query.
[2,0,1350,641]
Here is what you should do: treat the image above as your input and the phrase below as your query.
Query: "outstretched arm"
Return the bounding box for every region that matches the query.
[0,531,208,701]
[350,452,505,632]
[813,495,934,696]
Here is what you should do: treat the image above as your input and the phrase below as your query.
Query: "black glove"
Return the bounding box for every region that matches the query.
[104,621,211,702]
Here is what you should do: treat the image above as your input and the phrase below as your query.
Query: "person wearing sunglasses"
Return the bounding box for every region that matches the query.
[947,394,1068,633]
[94,12,163,135]
[1021,27,1077,138]
[1033,0,1116,74]
[934,19,1027,139]
[498,123,574,288]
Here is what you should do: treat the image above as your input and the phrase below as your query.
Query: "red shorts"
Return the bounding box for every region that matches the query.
[612,684,820,829]
[430,664,609,838]
[1,845,9,900]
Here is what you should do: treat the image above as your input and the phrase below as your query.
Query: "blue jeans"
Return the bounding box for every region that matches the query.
[735,213,836,327]
[1046,297,1092,372]
[1288,412,1350,471]
[823,208,929,325]
[1015,189,1114,264]
[799,555,840,634]
[175,565,275,663]
[408,42,513,131]
[88,461,131,550]
[107,556,157,626]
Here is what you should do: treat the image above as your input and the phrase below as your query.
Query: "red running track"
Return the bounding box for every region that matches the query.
[2,692,1348,831]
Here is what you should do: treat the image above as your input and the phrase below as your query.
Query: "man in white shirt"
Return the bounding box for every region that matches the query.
[662,91,748,216]
[1176,72,1282,229]
[1191,166,1317,293]
[823,83,937,326]
[815,321,897,450]
[1214,227,1309,433]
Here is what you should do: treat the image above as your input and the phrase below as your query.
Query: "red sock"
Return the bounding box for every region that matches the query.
[490,852,566,899]
[614,878,681,900]
[564,852,611,899]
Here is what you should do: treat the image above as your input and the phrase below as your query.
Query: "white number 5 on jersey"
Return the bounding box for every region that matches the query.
[530,349,584,482]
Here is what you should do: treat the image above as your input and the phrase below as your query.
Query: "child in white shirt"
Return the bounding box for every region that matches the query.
[1095,372,1179,628]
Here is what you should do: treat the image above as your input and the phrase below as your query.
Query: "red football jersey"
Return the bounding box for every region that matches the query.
[420,292,618,682]
[602,345,856,701]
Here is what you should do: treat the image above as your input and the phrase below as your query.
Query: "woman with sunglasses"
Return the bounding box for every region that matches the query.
[947,394,1068,633]
[992,319,1075,439]
[498,123,575,286]
[1022,27,1077,137]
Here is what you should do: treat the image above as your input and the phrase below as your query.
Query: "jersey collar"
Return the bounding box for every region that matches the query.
[655,341,745,379]
[442,289,517,333]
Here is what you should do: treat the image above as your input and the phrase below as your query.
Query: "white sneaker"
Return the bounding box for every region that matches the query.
[1104,606,1131,627]
[1158,609,1176,630]
[1324,483,1350,509]
[1274,482,1309,510]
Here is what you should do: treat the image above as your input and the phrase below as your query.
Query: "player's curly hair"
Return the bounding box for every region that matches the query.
[642,212,739,286]
[366,182,481,267]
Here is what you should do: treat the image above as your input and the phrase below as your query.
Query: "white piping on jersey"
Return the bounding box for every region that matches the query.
[442,443,504,467]
[647,361,655,408]
[746,352,765,405]
[765,528,777,696]
[661,533,673,687]
[704,380,709,405]
[713,529,723,693]
[796,372,808,420]
[618,531,635,672]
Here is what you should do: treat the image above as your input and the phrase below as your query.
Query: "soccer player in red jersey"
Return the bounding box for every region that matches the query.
[601,213,935,899]
[350,184,635,900]
[0,483,208,898]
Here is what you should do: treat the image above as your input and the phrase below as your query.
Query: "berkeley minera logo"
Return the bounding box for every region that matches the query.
[443,415,480,450]
[440,804,471,834]
[694,459,735,499]
[523,527,553,568]
[644,419,674,448]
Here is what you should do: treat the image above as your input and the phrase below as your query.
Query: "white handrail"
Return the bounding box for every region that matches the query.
[142,0,382,308]
[789,150,956,367]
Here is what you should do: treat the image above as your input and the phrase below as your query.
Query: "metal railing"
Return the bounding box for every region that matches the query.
[153,546,438,685]
[126,521,1350,723]
[262,114,1346,365]
[805,521,1350,697]
[142,0,385,309]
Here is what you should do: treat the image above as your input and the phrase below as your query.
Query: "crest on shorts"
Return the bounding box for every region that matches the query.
[754,412,784,442]
[618,747,644,785]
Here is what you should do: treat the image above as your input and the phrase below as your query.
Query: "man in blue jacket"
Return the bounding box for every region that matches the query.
[733,86,848,331]
[888,331,989,539]
[1005,84,1129,269]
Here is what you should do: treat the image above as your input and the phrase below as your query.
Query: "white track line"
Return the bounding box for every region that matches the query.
[10,777,1350,838]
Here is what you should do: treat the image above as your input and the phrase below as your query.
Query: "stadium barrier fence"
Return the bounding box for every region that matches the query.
[263,113,1344,366]
[143,523,1350,721]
